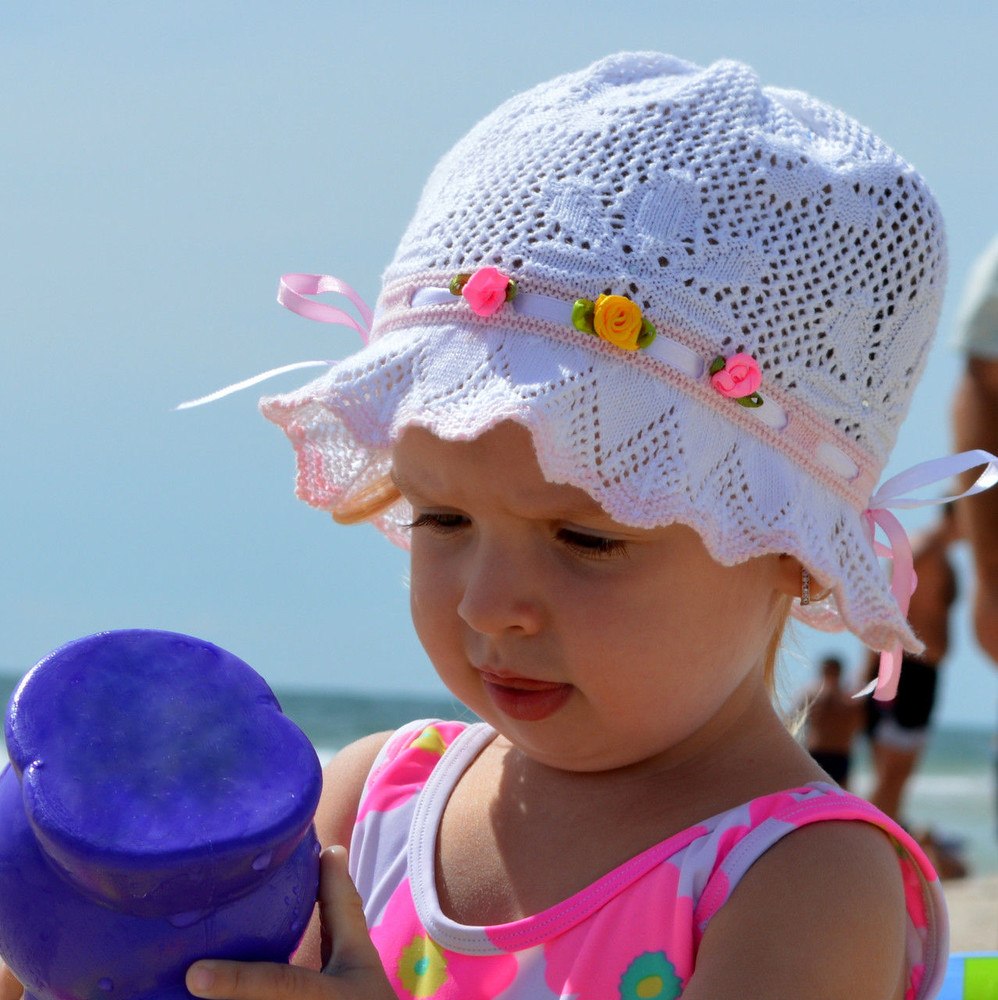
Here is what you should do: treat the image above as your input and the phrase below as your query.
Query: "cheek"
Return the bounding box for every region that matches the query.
[407,548,458,651]
[599,563,775,675]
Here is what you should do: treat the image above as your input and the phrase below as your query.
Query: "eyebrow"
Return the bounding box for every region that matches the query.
[389,468,417,497]
[389,468,439,508]
[389,468,611,522]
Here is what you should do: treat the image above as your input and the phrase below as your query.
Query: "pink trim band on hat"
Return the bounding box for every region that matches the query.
[386,275,879,509]
[413,284,711,392]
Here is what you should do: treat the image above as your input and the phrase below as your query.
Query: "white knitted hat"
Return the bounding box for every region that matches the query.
[260,52,949,658]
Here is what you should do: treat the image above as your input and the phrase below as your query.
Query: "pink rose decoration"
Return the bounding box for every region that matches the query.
[461,267,512,317]
[709,353,762,399]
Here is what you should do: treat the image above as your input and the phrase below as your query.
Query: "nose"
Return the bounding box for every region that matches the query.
[457,539,543,637]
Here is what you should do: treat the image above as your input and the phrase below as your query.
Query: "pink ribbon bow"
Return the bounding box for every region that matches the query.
[861,449,998,701]
[177,274,373,410]
[276,273,373,341]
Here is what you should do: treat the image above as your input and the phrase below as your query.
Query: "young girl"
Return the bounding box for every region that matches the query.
[15,51,990,1000]
[174,51,998,1000]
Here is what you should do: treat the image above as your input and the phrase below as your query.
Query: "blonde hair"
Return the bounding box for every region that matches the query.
[765,593,795,716]
[330,476,401,526]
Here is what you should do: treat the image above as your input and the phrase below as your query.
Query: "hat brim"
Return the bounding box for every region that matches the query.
[261,321,919,655]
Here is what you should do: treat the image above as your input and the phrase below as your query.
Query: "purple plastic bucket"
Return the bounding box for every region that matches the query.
[0,630,322,1000]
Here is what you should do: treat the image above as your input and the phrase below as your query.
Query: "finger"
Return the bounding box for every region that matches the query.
[186,958,321,1000]
[319,846,383,977]
[0,963,24,1000]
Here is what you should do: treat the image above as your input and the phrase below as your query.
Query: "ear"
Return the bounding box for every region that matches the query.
[775,554,806,600]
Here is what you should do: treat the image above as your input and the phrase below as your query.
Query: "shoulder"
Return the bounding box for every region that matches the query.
[313,730,396,850]
[688,821,908,999]
[313,719,473,848]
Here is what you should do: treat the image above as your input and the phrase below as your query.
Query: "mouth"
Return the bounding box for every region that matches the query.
[478,671,572,722]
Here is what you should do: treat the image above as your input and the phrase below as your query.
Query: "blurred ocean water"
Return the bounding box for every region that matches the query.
[849,727,996,876]
[2,676,994,875]
[276,687,996,875]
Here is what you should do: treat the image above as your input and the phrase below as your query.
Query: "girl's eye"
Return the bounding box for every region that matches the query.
[557,528,628,559]
[407,512,468,534]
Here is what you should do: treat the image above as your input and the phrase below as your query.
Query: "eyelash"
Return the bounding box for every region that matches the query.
[557,529,629,560]
[407,515,627,559]
[406,512,467,534]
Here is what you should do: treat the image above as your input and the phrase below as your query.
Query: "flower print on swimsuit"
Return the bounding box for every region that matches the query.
[898,852,930,1000]
[369,880,517,999]
[541,859,693,998]
[397,934,448,998]
[355,722,466,825]
[409,723,449,756]
[690,788,825,932]
[618,952,683,1000]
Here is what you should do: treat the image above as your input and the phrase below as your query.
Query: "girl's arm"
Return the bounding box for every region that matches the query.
[291,731,394,971]
[682,821,909,1000]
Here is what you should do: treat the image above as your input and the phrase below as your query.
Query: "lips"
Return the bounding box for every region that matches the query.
[478,671,572,722]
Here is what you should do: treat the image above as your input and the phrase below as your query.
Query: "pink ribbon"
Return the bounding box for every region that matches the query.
[860,449,998,701]
[177,275,373,410]
[277,274,373,343]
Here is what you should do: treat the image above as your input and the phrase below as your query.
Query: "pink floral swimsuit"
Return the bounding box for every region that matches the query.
[349,720,948,999]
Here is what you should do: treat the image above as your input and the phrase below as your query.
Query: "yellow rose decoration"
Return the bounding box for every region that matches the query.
[593,294,643,351]
[571,294,657,350]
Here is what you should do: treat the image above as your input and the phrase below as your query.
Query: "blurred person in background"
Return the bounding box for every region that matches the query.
[798,655,864,789]
[863,507,962,876]
[951,235,998,667]
[951,236,998,862]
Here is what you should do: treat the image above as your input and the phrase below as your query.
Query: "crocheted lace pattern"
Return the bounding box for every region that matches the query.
[263,53,946,653]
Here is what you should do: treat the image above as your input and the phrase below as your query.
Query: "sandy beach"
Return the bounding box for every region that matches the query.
[944,875,998,951]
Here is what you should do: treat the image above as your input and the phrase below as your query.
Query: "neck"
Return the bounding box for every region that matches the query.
[492,674,818,820]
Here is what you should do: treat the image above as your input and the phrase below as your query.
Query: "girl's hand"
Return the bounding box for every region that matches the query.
[186,846,397,1000]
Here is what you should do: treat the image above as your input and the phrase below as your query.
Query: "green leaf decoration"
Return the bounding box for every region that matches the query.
[636,318,657,349]
[571,298,596,335]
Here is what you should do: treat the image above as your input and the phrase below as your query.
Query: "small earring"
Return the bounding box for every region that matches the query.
[800,567,811,606]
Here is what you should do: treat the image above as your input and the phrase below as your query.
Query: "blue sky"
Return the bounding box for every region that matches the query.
[2,2,996,726]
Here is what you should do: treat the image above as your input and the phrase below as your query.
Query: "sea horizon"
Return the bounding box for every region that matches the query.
[2,674,995,875]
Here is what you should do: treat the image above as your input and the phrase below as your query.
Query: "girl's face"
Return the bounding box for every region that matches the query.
[392,422,797,774]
